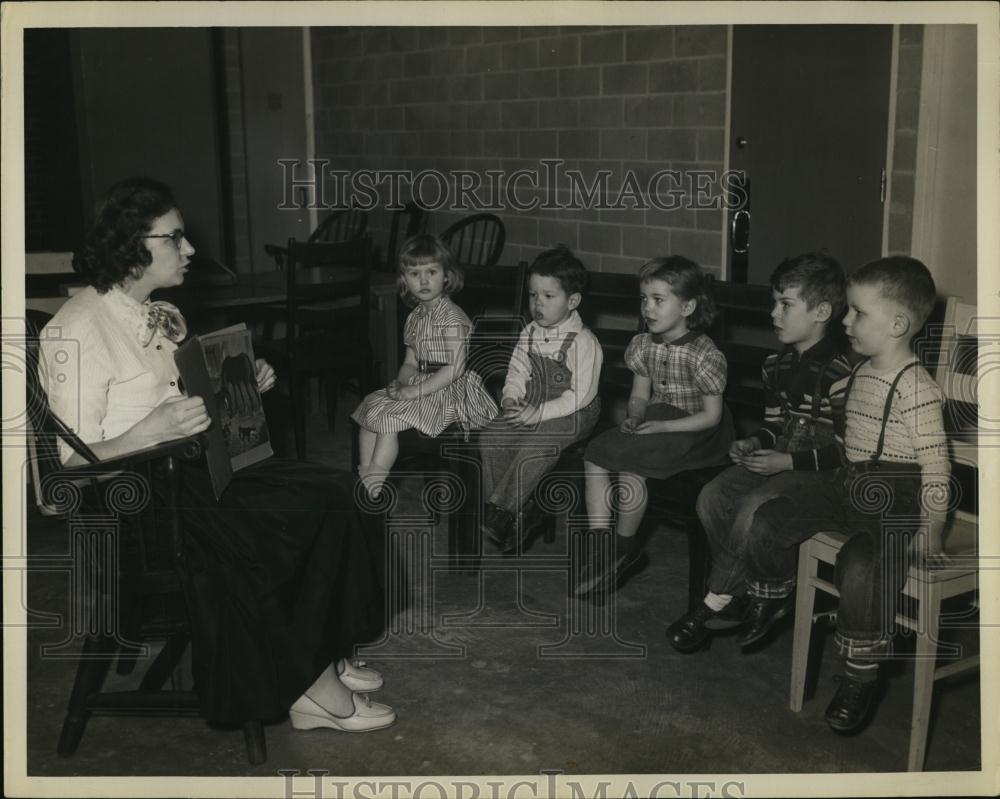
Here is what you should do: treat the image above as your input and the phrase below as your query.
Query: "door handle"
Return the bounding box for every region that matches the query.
[731,210,751,254]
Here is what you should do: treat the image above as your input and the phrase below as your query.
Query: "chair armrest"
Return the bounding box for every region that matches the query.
[61,434,204,475]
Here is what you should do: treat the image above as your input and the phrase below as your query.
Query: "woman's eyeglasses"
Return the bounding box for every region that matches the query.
[143,230,186,248]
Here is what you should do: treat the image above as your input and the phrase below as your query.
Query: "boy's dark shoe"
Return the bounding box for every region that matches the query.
[666,603,717,653]
[824,674,883,735]
[572,546,649,601]
[519,499,553,546]
[736,595,795,647]
[481,503,516,554]
[667,595,752,652]
[703,594,752,631]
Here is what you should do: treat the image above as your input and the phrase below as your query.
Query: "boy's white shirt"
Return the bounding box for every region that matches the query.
[501,310,603,422]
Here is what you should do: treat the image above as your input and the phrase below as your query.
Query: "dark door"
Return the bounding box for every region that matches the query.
[728,25,893,284]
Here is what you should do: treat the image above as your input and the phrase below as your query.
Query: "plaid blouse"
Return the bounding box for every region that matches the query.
[625,330,727,414]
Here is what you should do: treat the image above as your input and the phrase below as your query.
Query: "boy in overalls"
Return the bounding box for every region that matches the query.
[479,246,603,554]
[668,253,852,653]
[740,256,949,734]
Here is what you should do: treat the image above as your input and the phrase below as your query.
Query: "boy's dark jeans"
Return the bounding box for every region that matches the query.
[697,466,831,596]
[745,462,922,658]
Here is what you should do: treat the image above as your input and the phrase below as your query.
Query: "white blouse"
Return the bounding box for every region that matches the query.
[40,286,183,463]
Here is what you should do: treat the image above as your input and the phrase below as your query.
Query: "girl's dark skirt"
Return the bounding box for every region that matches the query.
[159,459,385,725]
[584,402,734,479]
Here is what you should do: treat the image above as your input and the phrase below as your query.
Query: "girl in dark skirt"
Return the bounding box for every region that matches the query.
[573,256,735,599]
[41,177,394,732]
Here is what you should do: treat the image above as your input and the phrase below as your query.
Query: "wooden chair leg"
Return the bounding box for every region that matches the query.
[686,521,709,612]
[324,373,338,433]
[138,631,190,691]
[57,634,115,756]
[908,580,942,771]
[790,540,819,712]
[243,720,267,765]
[290,372,306,460]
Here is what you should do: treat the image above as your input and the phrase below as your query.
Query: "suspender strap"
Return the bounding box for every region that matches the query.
[872,360,918,461]
[558,331,578,354]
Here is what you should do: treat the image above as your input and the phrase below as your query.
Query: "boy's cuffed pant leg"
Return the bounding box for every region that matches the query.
[486,406,599,514]
[478,417,518,510]
[834,472,920,658]
[698,466,766,596]
[744,471,848,598]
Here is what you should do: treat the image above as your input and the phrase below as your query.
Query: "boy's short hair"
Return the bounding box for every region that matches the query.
[770,252,847,320]
[528,245,588,296]
[849,256,937,330]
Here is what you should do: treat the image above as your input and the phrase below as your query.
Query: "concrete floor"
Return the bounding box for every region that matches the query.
[24,389,983,780]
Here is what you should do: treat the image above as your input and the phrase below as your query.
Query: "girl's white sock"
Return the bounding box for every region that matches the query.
[703,592,732,612]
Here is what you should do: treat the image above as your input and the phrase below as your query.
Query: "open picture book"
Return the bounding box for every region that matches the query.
[174,323,273,500]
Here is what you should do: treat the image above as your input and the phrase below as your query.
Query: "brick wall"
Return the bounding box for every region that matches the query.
[310,25,728,275]
[887,25,923,255]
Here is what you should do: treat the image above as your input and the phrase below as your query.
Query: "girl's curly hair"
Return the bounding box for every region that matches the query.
[72,177,176,293]
[638,255,718,330]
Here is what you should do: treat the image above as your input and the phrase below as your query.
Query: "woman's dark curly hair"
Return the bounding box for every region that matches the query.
[72,177,177,293]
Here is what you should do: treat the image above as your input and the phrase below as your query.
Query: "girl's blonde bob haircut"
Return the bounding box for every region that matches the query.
[396,234,465,306]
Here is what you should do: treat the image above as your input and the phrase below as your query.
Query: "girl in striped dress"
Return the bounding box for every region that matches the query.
[352,234,498,499]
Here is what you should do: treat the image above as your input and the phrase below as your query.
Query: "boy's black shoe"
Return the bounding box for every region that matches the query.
[824,674,883,735]
[573,547,649,600]
[481,503,516,554]
[666,603,716,653]
[703,594,752,631]
[736,595,794,647]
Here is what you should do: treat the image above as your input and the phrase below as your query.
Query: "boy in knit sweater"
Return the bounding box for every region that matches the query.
[739,256,950,734]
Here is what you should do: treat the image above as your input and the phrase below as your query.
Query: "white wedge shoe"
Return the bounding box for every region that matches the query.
[288,693,395,733]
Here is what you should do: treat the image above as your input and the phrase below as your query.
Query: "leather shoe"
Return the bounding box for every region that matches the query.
[736,595,794,647]
[336,658,383,692]
[573,547,649,600]
[481,504,515,554]
[824,674,882,734]
[289,693,395,733]
[703,594,752,631]
[666,603,717,653]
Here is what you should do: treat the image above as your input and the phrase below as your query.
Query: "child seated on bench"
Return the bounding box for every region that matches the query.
[352,234,498,499]
[739,256,950,735]
[479,246,603,554]
[667,252,852,653]
[573,256,734,600]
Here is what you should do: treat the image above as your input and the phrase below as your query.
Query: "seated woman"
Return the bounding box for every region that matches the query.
[40,177,393,733]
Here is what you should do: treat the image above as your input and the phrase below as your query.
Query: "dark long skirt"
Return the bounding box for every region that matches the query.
[584,402,734,479]
[161,459,385,725]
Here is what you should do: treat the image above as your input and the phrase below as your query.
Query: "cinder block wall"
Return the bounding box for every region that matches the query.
[310,26,729,275]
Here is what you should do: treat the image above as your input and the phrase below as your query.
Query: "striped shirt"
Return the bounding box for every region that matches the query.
[835,358,949,478]
[624,330,727,414]
[754,336,853,471]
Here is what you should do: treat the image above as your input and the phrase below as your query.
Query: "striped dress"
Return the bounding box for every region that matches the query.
[352,296,498,435]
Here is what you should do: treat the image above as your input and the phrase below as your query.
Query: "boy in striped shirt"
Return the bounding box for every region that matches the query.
[741,256,949,734]
[667,253,852,653]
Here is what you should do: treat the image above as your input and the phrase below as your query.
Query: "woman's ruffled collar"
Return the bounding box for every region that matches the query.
[102,286,187,347]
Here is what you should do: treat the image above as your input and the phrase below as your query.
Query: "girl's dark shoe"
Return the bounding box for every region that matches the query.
[736,595,794,647]
[481,504,515,554]
[666,603,717,653]
[824,674,883,734]
[573,548,649,601]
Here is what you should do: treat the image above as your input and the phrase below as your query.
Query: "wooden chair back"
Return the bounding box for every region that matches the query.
[440,213,505,268]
